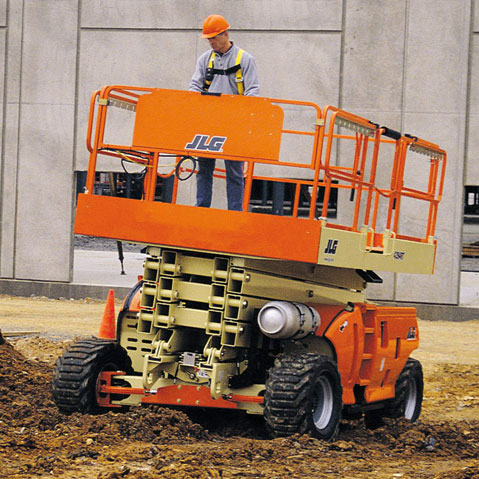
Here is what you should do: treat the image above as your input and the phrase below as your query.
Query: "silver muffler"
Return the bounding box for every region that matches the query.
[257,301,320,340]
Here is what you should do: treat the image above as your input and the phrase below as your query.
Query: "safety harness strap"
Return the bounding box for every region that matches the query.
[210,64,242,75]
[203,51,216,91]
[203,49,245,95]
[234,49,245,95]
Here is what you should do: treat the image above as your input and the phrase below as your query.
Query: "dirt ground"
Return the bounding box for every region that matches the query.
[0,294,478,479]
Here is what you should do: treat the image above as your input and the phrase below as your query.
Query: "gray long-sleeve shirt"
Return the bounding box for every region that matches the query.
[189,43,260,97]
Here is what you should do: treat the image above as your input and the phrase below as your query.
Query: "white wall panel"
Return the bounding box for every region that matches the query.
[14,0,77,281]
[235,31,341,102]
[0,0,6,26]
[75,30,197,170]
[341,1,406,302]
[342,0,405,112]
[81,0,342,31]
[405,0,470,115]
[395,0,470,304]
[396,111,464,304]
[21,1,77,104]
[15,104,75,280]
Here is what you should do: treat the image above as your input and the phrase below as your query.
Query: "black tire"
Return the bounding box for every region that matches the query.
[264,353,342,441]
[52,338,132,414]
[386,358,423,422]
[364,358,423,428]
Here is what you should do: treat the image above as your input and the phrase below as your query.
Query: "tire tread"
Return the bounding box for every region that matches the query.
[264,353,342,441]
[51,337,131,414]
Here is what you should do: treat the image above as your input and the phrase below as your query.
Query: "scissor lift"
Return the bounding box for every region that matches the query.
[53,86,446,440]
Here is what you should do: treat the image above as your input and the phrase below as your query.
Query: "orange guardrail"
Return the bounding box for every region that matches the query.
[81,86,446,252]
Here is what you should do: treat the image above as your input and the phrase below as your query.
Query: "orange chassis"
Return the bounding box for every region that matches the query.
[98,298,418,410]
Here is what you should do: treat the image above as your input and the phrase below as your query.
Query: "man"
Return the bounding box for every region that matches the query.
[189,14,260,211]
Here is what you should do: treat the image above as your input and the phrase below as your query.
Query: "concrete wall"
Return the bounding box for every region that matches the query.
[0,1,77,282]
[0,0,476,305]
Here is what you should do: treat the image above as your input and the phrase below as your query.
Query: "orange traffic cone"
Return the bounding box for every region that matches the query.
[98,289,116,339]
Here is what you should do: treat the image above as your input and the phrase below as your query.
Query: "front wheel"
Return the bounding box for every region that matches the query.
[52,338,132,414]
[264,354,342,441]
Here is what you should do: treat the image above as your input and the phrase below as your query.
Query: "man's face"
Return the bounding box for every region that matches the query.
[208,31,230,54]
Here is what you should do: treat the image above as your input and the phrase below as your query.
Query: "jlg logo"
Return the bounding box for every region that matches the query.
[185,134,227,152]
[324,239,338,255]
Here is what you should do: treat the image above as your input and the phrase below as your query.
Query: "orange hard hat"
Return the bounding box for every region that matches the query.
[201,14,230,38]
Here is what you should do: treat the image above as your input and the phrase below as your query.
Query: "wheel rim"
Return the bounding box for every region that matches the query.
[404,377,418,420]
[312,374,334,430]
[96,360,121,402]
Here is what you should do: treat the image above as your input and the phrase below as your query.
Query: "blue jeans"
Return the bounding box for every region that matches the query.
[196,158,244,211]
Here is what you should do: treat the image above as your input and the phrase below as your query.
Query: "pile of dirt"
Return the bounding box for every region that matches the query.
[0,340,206,477]
[1,337,478,478]
[422,363,479,422]
[434,466,479,479]
[10,336,71,364]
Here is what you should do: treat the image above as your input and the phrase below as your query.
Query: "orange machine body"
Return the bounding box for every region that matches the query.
[118,287,418,407]
[76,194,322,264]
[313,304,418,405]
[77,86,443,413]
[132,89,284,162]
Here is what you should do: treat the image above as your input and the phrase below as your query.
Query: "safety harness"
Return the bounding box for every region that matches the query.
[203,48,245,95]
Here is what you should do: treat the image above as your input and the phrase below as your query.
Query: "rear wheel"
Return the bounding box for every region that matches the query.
[264,353,342,441]
[52,338,132,414]
[364,358,423,429]
[387,358,423,421]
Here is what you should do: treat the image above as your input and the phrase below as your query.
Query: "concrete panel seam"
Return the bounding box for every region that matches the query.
[395,0,410,302]
[1,0,25,278]
[70,0,83,283]
[0,6,7,273]
[0,0,16,277]
[453,3,474,304]
[400,0,410,134]
[80,27,343,34]
[12,0,26,278]
[464,0,475,177]
[337,0,346,109]
[460,0,475,302]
